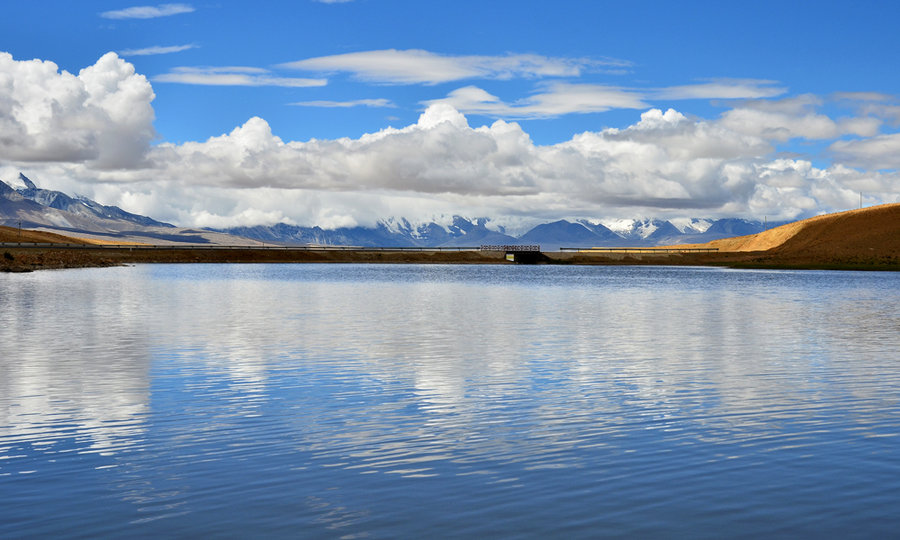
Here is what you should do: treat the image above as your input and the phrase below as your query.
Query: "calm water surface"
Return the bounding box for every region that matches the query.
[1,264,899,538]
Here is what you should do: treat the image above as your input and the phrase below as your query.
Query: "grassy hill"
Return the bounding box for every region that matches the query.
[691,204,899,256]
[0,226,94,244]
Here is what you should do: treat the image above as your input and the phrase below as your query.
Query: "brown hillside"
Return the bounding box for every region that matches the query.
[0,226,93,244]
[678,203,899,257]
[768,203,899,259]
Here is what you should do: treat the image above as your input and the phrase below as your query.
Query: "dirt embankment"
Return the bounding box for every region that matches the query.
[1,241,508,272]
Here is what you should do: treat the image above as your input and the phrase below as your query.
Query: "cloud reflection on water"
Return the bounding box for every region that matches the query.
[1,264,899,536]
[0,269,151,457]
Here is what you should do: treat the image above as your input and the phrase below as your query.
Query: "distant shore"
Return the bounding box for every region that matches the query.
[2,203,898,272]
[1,243,897,272]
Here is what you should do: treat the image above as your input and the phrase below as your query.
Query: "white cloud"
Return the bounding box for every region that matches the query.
[4,53,899,229]
[100,3,194,19]
[154,66,326,87]
[119,44,197,56]
[834,91,893,102]
[289,98,394,108]
[718,95,881,141]
[830,133,900,170]
[857,103,900,125]
[424,83,648,118]
[0,51,155,168]
[424,81,795,119]
[657,79,787,100]
[280,49,627,85]
[60,103,880,226]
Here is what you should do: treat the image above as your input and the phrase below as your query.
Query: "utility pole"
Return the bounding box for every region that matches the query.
[18,220,21,239]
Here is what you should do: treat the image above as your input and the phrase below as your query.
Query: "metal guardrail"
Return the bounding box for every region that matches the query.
[560,247,719,253]
[480,244,541,252]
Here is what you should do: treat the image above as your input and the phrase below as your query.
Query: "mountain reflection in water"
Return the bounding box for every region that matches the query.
[1,264,898,538]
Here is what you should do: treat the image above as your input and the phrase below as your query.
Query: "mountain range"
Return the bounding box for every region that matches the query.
[1,172,791,249]
[216,216,792,250]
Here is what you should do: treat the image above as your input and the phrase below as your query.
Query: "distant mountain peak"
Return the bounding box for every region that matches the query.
[18,173,37,190]
[2,172,174,231]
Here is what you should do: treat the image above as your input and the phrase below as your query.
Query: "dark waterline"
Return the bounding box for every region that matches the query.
[2,264,899,538]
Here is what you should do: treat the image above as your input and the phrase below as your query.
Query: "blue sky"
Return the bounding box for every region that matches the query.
[1,1,899,230]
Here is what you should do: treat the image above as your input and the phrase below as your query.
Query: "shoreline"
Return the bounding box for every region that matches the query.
[2,244,897,272]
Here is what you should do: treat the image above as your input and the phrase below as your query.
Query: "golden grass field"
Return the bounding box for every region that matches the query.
[2,203,898,271]
[674,203,899,255]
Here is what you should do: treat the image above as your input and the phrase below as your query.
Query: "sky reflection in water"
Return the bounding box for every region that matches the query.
[1,264,898,538]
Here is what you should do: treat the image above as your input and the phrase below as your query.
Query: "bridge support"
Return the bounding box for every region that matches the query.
[506,250,548,264]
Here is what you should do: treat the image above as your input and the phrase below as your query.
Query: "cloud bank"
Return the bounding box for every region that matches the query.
[1,52,898,230]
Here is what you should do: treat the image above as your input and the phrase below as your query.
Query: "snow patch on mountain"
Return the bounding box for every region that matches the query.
[634,219,659,238]
[592,218,632,236]
[670,217,713,234]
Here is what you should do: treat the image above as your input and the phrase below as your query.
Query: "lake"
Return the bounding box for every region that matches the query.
[1,264,899,538]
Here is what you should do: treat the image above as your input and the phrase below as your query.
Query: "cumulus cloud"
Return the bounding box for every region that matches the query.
[119,44,197,56]
[4,53,899,229]
[50,103,869,226]
[0,51,155,168]
[100,3,194,19]
[154,66,326,87]
[280,49,627,85]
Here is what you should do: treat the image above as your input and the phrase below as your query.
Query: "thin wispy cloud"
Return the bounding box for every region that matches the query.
[281,49,630,85]
[290,98,395,108]
[425,80,795,119]
[119,44,197,56]
[100,3,194,19]
[656,79,787,100]
[155,66,326,87]
[833,91,893,102]
[831,133,900,169]
[426,84,648,118]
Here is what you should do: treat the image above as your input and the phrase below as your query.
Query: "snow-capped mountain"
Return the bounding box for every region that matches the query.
[12,173,172,228]
[583,218,683,242]
[0,173,259,245]
[215,216,790,250]
[219,216,519,248]
[2,171,796,249]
